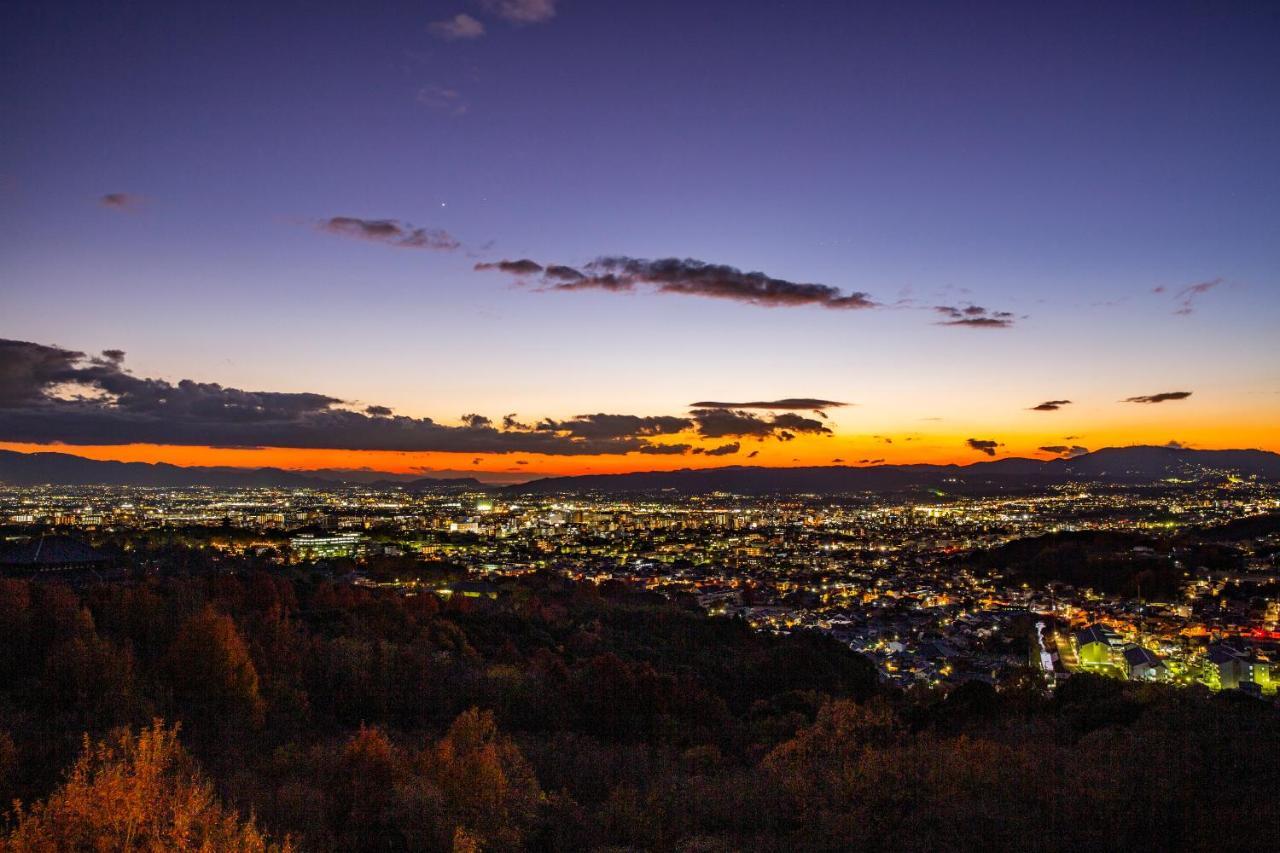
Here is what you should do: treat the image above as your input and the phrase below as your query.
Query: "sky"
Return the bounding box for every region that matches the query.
[1,0,1278,482]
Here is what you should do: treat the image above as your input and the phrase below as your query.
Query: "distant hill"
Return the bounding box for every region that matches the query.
[3,445,1276,494]
[510,446,1280,495]
[0,450,484,491]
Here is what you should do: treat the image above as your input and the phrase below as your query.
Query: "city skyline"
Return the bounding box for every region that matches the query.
[3,1,1278,481]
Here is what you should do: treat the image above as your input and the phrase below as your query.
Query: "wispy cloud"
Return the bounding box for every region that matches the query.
[478,0,557,24]
[688,398,847,411]
[317,216,460,250]
[99,192,143,210]
[934,305,1017,328]
[1039,444,1089,458]
[430,13,485,39]
[477,256,877,311]
[417,85,469,115]
[1123,391,1192,404]
[1154,278,1223,315]
[1029,399,1072,411]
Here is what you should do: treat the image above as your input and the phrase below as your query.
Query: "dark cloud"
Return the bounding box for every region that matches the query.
[477,0,557,23]
[478,256,877,311]
[99,193,142,210]
[0,340,87,405]
[747,450,759,458]
[690,408,830,440]
[319,217,460,250]
[1030,399,1072,411]
[536,413,691,440]
[502,413,531,431]
[688,398,846,411]
[697,442,740,457]
[934,305,1017,328]
[637,443,692,455]
[543,265,585,282]
[770,412,831,433]
[1039,445,1089,458]
[1162,440,1188,449]
[1123,391,1192,404]
[430,12,485,39]
[0,338,697,456]
[966,438,1001,457]
[475,259,542,275]
[631,440,749,457]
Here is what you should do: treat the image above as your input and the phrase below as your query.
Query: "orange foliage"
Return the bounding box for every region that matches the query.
[763,699,900,806]
[423,708,543,849]
[165,606,265,731]
[0,720,286,852]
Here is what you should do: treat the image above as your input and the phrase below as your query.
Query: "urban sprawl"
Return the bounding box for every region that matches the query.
[3,477,1278,699]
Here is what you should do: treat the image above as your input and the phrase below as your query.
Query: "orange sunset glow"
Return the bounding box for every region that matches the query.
[4,404,1277,484]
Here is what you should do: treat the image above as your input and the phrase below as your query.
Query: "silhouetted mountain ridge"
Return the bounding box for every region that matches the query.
[0,450,484,490]
[2,446,1276,493]
[510,446,1280,495]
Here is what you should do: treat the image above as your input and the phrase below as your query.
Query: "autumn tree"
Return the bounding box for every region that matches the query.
[422,708,543,850]
[40,630,141,732]
[325,725,412,849]
[164,606,265,734]
[1,720,286,852]
[763,698,900,808]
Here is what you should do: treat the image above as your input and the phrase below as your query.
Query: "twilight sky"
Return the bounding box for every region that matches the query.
[2,1,1278,481]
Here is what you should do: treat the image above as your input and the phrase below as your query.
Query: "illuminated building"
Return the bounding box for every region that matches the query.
[1122,645,1166,680]
[290,532,366,560]
[1075,624,1122,667]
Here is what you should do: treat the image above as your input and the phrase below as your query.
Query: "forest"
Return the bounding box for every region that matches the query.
[0,559,1278,851]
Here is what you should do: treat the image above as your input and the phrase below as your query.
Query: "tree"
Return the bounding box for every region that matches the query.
[1,720,286,851]
[423,708,543,849]
[763,699,899,808]
[164,606,265,733]
[326,725,409,849]
[40,631,141,731]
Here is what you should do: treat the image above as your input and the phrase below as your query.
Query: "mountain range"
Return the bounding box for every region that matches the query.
[0,450,484,491]
[508,446,1280,495]
[2,445,1278,495]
